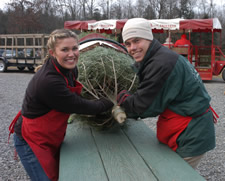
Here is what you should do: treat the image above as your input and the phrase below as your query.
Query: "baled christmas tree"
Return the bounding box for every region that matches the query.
[68,45,138,128]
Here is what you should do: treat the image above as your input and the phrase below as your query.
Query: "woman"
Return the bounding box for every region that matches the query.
[9,29,114,181]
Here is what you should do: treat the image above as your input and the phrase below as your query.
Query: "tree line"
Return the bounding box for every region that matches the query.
[0,0,225,47]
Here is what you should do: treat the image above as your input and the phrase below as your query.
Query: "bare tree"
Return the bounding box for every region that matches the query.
[33,0,63,33]
[86,0,96,18]
[55,0,80,20]
[143,4,156,19]
[197,0,208,17]
[110,2,122,19]
[126,0,134,18]
[209,0,217,18]
[98,0,114,19]
[0,0,224,46]
[178,0,195,18]
[165,0,179,18]
[135,0,147,17]
[97,0,107,19]
[0,10,8,33]
[6,0,42,33]
[78,0,87,19]
[147,0,167,19]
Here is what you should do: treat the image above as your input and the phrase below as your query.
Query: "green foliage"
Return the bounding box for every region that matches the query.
[68,46,138,128]
[78,46,137,103]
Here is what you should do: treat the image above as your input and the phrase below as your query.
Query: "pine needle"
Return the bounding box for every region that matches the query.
[69,46,138,129]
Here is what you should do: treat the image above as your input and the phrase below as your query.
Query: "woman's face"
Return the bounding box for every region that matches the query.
[50,37,79,69]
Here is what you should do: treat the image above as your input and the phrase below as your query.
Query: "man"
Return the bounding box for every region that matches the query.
[174,34,192,47]
[117,18,217,169]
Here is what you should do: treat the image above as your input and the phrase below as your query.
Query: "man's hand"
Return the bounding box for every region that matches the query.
[117,90,131,106]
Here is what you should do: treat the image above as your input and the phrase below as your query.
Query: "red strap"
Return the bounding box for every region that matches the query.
[52,60,69,85]
[14,148,18,160]
[52,59,76,88]
[117,90,131,106]
[194,106,219,124]
[8,110,21,143]
[117,90,127,100]
[210,106,219,123]
[118,94,130,106]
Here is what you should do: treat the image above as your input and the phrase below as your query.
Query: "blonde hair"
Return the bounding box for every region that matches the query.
[47,29,78,51]
[35,29,78,72]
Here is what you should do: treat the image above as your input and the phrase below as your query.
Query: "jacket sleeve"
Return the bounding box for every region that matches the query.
[121,54,180,118]
[38,74,112,115]
[122,55,210,119]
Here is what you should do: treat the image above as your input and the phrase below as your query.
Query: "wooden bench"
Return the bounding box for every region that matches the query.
[59,119,205,181]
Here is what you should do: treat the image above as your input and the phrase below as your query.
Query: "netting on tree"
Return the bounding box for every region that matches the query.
[78,46,137,102]
[68,46,138,128]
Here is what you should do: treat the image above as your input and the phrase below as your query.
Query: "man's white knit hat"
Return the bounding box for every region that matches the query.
[122,18,153,42]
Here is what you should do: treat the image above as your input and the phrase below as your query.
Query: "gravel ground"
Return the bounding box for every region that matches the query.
[0,71,224,181]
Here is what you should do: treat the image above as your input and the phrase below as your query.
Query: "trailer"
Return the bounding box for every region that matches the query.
[0,34,49,72]
[65,18,225,81]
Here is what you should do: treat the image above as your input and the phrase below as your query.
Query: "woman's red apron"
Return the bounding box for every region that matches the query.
[157,107,218,152]
[9,61,83,181]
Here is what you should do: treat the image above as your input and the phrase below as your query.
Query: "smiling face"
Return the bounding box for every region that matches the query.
[125,37,151,62]
[49,37,79,69]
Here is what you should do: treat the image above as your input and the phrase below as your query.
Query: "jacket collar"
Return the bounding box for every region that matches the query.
[51,57,71,75]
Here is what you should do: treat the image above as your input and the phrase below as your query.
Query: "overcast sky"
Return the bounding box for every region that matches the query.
[0,0,9,10]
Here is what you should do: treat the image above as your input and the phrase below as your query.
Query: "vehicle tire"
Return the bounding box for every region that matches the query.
[0,60,7,72]
[222,69,225,81]
[17,66,25,71]
[27,66,35,71]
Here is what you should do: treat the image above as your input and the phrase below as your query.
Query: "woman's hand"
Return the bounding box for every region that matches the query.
[98,97,114,112]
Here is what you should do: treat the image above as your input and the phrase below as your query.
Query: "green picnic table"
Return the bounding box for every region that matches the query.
[59,118,205,181]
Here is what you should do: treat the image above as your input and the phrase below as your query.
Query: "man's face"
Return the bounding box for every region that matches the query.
[124,37,151,62]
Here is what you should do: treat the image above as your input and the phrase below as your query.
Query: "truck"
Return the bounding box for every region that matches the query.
[64,18,225,81]
[0,34,49,72]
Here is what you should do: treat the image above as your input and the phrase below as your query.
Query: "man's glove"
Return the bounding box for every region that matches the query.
[117,90,131,106]
[98,97,114,112]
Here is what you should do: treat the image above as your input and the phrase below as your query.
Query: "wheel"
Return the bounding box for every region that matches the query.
[0,60,7,72]
[17,66,25,71]
[222,69,225,81]
[27,66,35,71]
